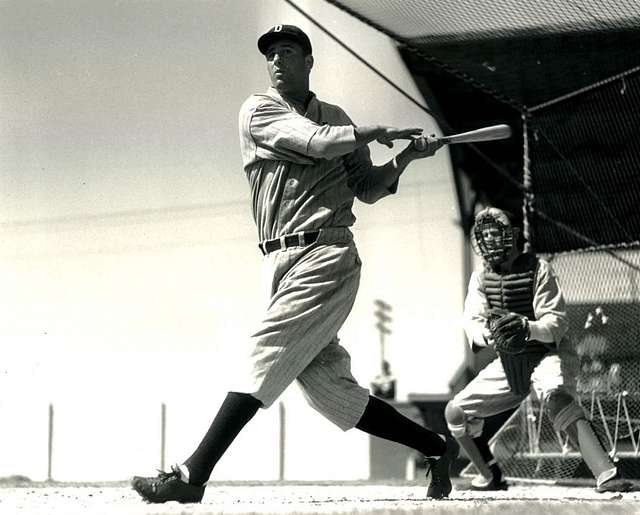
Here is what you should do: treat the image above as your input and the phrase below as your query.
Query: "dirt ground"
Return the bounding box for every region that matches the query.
[2,479,640,515]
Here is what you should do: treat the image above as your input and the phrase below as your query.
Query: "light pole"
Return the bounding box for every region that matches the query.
[374,299,392,366]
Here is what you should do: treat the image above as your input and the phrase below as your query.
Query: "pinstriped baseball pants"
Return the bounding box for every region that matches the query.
[244,227,369,431]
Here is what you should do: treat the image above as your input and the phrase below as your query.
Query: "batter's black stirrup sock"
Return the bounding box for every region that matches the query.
[183,391,262,486]
[356,395,446,457]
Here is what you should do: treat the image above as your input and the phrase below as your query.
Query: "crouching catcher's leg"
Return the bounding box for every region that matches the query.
[445,402,507,491]
[546,389,633,492]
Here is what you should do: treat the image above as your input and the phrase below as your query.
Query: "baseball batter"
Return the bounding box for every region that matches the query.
[445,207,633,492]
[132,24,456,504]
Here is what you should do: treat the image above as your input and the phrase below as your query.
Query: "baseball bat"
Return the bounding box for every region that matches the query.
[439,124,512,145]
[413,124,512,149]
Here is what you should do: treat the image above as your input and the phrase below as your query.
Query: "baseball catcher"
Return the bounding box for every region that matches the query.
[443,207,633,493]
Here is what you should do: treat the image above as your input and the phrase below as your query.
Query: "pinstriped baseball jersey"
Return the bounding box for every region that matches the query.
[235,87,396,430]
[239,87,397,241]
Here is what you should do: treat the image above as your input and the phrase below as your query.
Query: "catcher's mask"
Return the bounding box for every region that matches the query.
[472,207,516,266]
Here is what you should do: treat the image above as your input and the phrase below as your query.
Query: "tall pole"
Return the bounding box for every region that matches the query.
[47,403,54,482]
[160,403,166,471]
[374,299,392,368]
[278,402,286,481]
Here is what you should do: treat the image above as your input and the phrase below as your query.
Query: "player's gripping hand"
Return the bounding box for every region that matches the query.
[408,134,443,157]
[375,126,423,148]
[489,309,530,354]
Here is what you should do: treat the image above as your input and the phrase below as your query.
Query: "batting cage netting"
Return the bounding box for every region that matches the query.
[315,0,640,482]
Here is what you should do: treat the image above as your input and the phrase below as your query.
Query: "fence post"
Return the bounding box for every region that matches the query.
[160,403,166,471]
[279,401,285,481]
[47,403,54,482]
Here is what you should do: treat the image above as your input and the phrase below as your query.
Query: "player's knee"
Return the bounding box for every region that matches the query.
[545,389,585,433]
[445,401,467,438]
[545,388,574,416]
[445,402,465,424]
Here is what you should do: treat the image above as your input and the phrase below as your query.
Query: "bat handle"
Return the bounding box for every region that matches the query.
[413,136,443,151]
[413,137,427,151]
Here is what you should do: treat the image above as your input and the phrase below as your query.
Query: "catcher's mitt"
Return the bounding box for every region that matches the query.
[489,310,542,395]
[490,311,530,354]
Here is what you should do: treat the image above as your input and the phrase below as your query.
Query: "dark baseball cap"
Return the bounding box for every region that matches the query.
[257,24,312,55]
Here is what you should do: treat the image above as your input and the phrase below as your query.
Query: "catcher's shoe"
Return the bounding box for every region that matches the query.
[596,467,635,493]
[470,464,508,491]
[426,437,459,499]
[131,465,205,504]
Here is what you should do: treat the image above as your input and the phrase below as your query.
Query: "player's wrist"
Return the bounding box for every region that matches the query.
[522,317,530,342]
[395,147,414,167]
[354,125,384,146]
[480,328,493,347]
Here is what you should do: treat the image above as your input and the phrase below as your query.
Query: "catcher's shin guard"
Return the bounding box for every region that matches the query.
[445,403,493,482]
[546,390,615,482]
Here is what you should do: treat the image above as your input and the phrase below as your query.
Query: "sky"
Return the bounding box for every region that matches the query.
[0,0,467,481]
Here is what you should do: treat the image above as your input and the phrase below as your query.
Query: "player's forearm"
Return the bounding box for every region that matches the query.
[463,275,493,348]
[354,125,388,147]
[529,314,568,345]
[306,125,358,159]
[307,124,395,160]
[464,317,492,349]
[377,146,416,185]
[366,135,442,191]
[356,147,416,204]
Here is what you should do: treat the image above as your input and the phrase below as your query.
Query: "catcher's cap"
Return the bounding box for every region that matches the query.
[258,24,312,55]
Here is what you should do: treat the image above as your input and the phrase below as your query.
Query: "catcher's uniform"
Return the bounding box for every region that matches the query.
[451,253,569,437]
[236,87,398,430]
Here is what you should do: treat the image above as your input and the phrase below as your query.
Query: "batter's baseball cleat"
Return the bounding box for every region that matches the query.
[596,467,635,493]
[426,437,459,499]
[131,465,205,503]
[470,464,508,491]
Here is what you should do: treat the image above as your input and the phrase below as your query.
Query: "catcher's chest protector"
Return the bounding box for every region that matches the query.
[481,253,538,320]
[482,253,548,394]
